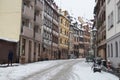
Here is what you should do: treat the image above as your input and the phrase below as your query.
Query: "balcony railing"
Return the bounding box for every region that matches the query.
[35,0,43,10]
[22,5,34,19]
[35,32,41,41]
[34,15,42,25]
[21,26,33,38]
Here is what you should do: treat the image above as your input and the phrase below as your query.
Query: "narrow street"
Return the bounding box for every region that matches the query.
[1,59,118,80]
[0,0,120,80]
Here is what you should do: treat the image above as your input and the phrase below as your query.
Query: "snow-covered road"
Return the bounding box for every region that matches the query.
[24,59,80,80]
[0,59,119,80]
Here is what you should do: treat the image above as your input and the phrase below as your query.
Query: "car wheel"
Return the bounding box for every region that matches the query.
[93,68,96,72]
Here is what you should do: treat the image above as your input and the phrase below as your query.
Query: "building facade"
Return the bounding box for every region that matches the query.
[42,0,59,60]
[94,0,106,59]
[106,0,120,68]
[0,0,43,63]
[82,24,91,57]
[0,0,22,63]
[78,24,84,57]
[59,10,70,59]
[20,0,43,63]
[72,22,79,58]
[69,21,74,58]
[78,17,90,58]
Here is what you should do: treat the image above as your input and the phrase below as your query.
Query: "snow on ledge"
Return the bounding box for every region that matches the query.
[0,37,19,42]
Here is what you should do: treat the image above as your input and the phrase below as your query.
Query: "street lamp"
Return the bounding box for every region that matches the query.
[92,27,97,58]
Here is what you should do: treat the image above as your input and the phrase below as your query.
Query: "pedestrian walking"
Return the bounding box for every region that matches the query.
[7,50,13,66]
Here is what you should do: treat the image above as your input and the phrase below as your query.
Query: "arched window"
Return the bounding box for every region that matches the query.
[111,44,113,57]
[108,45,110,57]
[115,42,118,57]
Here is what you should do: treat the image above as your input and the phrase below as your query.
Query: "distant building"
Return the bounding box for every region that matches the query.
[78,17,91,58]
[71,18,89,58]
[59,10,70,59]
[72,22,79,58]
[69,21,74,58]
[106,0,120,68]
[82,24,91,57]
[41,0,59,60]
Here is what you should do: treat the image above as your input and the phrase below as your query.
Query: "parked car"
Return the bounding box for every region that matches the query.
[93,63,102,72]
[86,55,94,62]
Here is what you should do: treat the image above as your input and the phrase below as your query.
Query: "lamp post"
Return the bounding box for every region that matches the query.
[92,27,97,58]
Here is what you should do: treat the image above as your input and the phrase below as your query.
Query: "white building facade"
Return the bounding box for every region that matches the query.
[106,0,120,68]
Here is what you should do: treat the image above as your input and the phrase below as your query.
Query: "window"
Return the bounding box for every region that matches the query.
[22,38,26,55]
[60,28,62,33]
[34,42,36,54]
[38,44,40,56]
[119,41,120,57]
[61,19,63,23]
[108,15,110,28]
[111,44,113,57]
[117,1,120,23]
[116,42,118,57]
[111,12,113,27]
[108,11,114,30]
[35,10,40,16]
[28,40,32,62]
[29,22,32,29]
[108,45,110,57]
[60,38,62,44]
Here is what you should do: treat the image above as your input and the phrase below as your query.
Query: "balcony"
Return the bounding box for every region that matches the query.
[21,26,33,38]
[35,0,43,10]
[52,43,58,47]
[53,19,59,26]
[43,39,51,46]
[53,31,58,36]
[44,13,52,21]
[43,26,52,33]
[34,16,42,25]
[59,44,68,49]
[35,32,41,41]
[60,33,69,39]
[22,5,34,19]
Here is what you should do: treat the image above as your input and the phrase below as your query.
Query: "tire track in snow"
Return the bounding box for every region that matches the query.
[23,59,81,80]
[50,60,82,80]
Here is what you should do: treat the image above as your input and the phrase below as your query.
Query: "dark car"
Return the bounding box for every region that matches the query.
[93,63,102,72]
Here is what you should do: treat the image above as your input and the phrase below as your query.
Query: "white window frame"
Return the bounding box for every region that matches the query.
[108,11,114,30]
[117,1,120,23]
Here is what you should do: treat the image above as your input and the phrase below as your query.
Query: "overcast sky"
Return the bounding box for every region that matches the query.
[54,0,95,20]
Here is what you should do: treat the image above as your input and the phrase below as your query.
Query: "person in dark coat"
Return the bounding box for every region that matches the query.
[8,50,13,66]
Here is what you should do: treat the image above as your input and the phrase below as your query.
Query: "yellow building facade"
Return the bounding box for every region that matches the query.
[59,10,70,59]
[0,0,22,63]
[0,0,22,41]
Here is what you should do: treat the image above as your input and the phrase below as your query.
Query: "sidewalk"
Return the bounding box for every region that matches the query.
[101,66,120,78]
[0,64,19,68]
[107,70,120,78]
